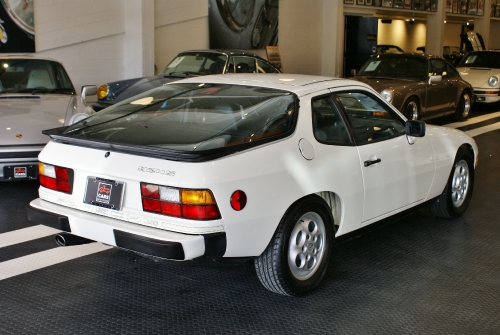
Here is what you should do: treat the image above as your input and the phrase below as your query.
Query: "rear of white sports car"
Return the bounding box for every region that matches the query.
[27,81,299,261]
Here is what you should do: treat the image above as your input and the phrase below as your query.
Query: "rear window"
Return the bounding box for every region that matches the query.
[63,83,297,151]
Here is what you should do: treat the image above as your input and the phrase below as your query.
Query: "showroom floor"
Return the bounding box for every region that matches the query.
[1,108,500,334]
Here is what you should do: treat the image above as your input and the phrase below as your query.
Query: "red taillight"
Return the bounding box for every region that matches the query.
[38,162,73,194]
[140,182,220,220]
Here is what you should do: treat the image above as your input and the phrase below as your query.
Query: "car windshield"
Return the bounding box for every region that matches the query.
[357,55,428,80]
[62,83,296,151]
[0,59,75,94]
[457,51,500,69]
[161,53,228,76]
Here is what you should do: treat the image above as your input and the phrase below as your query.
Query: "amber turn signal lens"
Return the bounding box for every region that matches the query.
[98,85,109,99]
[181,189,216,205]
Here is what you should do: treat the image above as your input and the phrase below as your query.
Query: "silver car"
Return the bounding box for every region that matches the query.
[0,56,96,181]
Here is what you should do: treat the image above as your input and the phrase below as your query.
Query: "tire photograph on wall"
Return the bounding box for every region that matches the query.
[209,0,278,49]
[0,0,35,53]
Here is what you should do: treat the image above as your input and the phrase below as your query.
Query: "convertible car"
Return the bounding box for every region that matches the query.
[27,74,477,296]
[354,53,474,121]
[456,50,500,104]
[0,56,96,181]
[93,50,281,111]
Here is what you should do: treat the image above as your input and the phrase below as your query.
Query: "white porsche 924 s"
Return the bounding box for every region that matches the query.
[27,74,477,296]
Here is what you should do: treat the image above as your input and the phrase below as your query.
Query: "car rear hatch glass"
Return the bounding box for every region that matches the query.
[44,83,297,162]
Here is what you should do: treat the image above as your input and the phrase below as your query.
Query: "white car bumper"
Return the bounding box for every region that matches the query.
[474,88,500,103]
[27,198,227,260]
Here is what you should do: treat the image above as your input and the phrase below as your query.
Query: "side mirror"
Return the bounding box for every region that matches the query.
[428,75,442,85]
[81,85,97,103]
[405,120,426,137]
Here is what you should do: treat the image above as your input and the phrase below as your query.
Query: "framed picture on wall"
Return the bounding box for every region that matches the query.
[477,0,484,15]
[344,0,354,4]
[393,0,404,8]
[412,0,425,10]
[425,0,431,10]
[446,0,452,12]
[430,0,438,11]
[404,0,411,9]
[366,0,373,5]
[357,0,365,5]
[452,0,458,12]
[382,0,393,7]
[461,0,468,13]
[467,0,478,14]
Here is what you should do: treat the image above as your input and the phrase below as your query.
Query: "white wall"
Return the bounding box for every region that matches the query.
[279,0,323,75]
[154,0,208,73]
[34,0,126,92]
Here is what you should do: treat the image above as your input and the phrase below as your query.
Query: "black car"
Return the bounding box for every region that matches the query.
[93,50,281,111]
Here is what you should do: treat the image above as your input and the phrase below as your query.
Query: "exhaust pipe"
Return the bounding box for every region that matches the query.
[55,233,94,247]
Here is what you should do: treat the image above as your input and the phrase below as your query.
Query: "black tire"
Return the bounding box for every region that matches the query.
[254,195,334,296]
[430,147,474,218]
[402,97,420,120]
[454,91,471,121]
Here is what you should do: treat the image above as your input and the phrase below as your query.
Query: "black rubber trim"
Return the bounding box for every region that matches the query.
[25,204,71,232]
[0,151,41,159]
[203,232,227,257]
[113,229,185,260]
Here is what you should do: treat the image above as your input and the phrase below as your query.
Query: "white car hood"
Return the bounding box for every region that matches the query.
[0,94,71,146]
[458,67,500,88]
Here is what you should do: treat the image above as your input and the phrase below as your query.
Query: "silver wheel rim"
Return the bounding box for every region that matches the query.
[288,211,326,280]
[406,101,418,120]
[451,159,469,208]
[461,94,471,118]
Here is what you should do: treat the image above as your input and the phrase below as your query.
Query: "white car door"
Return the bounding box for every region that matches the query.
[335,91,435,223]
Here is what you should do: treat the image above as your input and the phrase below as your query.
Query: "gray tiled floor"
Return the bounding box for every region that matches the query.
[0,112,499,334]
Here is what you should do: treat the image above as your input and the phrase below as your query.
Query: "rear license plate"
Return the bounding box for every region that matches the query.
[84,177,125,210]
[3,165,38,180]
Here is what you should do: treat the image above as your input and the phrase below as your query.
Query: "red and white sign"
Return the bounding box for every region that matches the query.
[14,167,27,178]
[96,182,112,204]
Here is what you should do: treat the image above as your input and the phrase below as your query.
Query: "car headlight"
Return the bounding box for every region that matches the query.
[380,89,393,103]
[97,84,109,99]
[488,76,498,87]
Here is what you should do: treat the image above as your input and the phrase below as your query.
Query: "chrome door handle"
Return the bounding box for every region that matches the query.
[364,158,381,167]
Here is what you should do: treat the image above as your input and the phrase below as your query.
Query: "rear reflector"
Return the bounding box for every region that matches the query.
[140,182,220,220]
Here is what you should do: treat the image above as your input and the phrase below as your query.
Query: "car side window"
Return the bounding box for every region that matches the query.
[335,92,405,144]
[430,59,448,77]
[233,57,256,73]
[445,63,458,78]
[256,59,279,73]
[311,96,351,144]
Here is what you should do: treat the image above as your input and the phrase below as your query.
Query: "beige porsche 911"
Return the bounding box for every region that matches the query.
[354,53,474,121]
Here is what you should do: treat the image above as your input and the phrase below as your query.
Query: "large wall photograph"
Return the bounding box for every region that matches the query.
[209,0,278,49]
[0,0,35,53]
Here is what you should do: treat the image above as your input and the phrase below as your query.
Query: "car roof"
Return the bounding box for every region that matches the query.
[169,73,372,97]
[0,54,63,63]
[179,49,267,60]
